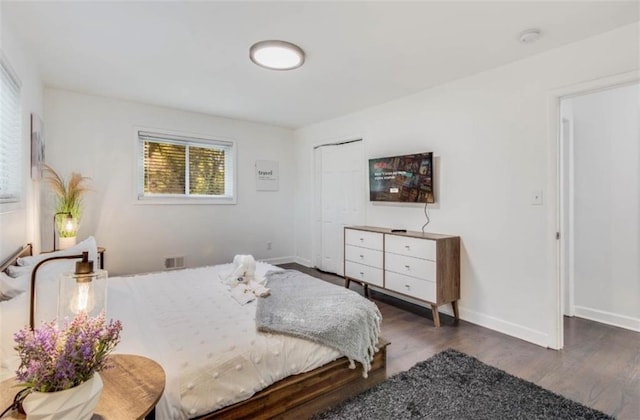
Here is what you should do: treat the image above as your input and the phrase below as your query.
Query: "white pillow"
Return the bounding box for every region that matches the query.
[0,272,28,301]
[3,260,77,325]
[5,265,32,278]
[34,260,78,326]
[17,236,98,268]
[0,292,29,371]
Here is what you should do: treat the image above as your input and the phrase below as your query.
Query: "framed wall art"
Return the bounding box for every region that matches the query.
[31,113,45,180]
[255,160,279,191]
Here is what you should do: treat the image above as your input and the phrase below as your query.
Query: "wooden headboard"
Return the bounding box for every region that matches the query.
[0,243,33,273]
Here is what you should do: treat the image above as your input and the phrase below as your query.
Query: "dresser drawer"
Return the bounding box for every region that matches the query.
[345,261,384,287]
[385,235,435,261]
[385,252,435,282]
[345,245,383,269]
[385,271,437,303]
[345,229,384,250]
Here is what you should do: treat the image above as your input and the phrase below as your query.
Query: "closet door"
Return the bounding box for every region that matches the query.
[316,141,365,275]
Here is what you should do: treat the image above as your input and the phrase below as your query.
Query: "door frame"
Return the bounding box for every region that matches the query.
[547,70,639,349]
[559,116,575,318]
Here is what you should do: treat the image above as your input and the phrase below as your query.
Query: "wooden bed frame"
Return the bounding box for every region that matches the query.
[203,339,389,419]
[1,244,389,419]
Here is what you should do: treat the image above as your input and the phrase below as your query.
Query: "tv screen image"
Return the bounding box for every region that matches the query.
[369,152,434,203]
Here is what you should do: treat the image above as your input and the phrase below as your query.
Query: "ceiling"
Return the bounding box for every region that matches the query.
[3,1,639,129]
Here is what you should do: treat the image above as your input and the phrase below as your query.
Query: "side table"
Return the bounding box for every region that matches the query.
[97,246,105,270]
[0,354,165,420]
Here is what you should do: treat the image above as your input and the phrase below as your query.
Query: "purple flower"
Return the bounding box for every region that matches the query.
[13,311,122,392]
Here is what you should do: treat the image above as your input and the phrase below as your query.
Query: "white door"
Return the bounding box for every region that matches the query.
[314,140,365,275]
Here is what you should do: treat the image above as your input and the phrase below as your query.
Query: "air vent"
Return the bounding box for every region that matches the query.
[164,256,185,270]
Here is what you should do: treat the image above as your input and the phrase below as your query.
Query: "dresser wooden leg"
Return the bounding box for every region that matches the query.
[345,278,351,288]
[452,300,459,320]
[363,283,369,298]
[431,304,441,327]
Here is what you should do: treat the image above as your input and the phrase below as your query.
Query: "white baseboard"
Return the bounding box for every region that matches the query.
[368,288,549,347]
[260,256,296,265]
[459,306,550,348]
[573,306,640,332]
[293,256,313,267]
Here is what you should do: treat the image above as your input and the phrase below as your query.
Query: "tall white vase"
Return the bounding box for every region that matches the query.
[22,373,103,420]
[58,236,77,250]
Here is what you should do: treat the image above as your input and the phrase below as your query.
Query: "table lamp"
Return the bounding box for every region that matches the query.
[53,212,76,251]
[58,252,107,320]
[29,252,107,329]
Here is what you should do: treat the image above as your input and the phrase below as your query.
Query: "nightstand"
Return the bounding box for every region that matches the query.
[97,246,105,269]
[0,354,165,420]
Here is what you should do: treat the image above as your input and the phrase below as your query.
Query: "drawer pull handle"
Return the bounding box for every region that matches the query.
[359,238,364,242]
[405,245,411,250]
[404,265,411,270]
[359,255,364,259]
[404,284,411,290]
[359,272,364,276]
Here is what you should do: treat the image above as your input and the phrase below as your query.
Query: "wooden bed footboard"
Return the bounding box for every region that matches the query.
[200,339,389,420]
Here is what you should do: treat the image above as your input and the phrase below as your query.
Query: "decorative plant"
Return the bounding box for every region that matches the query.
[13,312,122,393]
[43,165,92,237]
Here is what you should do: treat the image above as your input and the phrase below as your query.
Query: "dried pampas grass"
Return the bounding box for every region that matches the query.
[43,164,92,236]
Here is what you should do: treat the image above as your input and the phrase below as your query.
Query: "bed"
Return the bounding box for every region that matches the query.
[0,242,388,419]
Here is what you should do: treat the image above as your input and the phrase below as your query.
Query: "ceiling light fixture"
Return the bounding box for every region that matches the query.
[519,29,542,44]
[250,40,305,71]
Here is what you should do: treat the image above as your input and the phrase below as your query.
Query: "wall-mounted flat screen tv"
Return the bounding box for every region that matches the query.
[369,152,434,203]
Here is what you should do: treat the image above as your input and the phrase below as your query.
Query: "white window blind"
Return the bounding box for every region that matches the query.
[137,130,235,203]
[0,56,21,204]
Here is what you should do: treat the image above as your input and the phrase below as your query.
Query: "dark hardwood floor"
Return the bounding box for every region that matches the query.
[280,263,640,419]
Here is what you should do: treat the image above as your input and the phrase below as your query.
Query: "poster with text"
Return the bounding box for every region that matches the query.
[256,160,279,191]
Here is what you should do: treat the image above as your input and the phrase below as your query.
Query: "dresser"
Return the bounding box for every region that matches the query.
[344,226,460,327]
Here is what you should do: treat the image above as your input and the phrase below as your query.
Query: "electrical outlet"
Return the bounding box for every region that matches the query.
[267,241,272,250]
[532,190,543,206]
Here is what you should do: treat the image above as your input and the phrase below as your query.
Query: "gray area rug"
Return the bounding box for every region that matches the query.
[313,349,613,420]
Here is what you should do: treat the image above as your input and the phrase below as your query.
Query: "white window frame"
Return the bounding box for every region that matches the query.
[135,127,237,205]
[0,54,22,209]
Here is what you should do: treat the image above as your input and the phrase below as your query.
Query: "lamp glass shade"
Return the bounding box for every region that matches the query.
[58,269,108,321]
[61,216,77,234]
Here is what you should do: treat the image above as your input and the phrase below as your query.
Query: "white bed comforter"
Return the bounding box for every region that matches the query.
[106,262,341,419]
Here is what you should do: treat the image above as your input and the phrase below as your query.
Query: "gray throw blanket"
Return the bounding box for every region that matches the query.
[256,270,382,377]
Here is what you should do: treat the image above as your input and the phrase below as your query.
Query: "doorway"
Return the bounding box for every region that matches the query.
[558,81,640,340]
[313,140,365,275]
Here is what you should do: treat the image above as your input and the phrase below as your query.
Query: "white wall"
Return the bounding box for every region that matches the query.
[0,13,43,260]
[293,23,639,347]
[570,83,640,330]
[44,89,296,275]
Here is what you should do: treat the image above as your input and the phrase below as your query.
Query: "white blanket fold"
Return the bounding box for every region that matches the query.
[255,270,382,377]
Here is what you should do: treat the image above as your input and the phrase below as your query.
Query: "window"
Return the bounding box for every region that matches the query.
[137,130,235,204]
[0,56,21,204]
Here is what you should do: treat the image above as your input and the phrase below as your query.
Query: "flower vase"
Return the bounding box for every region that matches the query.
[22,373,103,420]
[58,236,77,250]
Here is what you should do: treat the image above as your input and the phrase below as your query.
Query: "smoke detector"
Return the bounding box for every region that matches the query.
[519,29,542,44]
